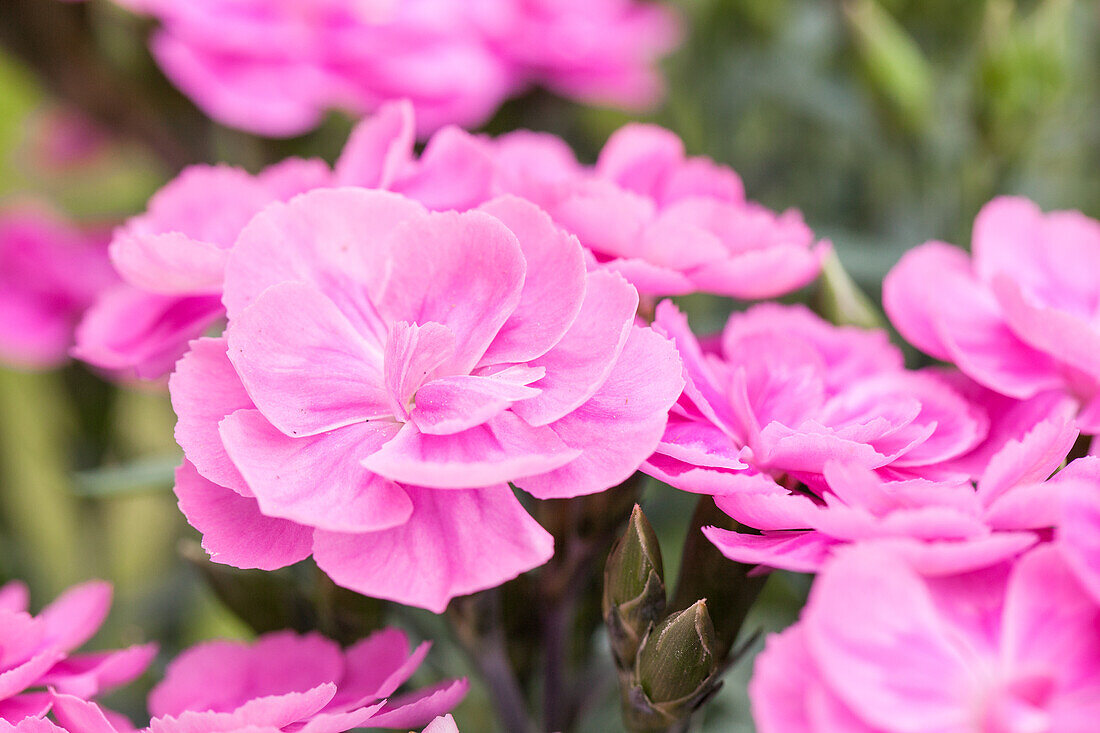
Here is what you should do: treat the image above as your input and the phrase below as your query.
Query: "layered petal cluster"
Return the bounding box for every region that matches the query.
[0,580,155,724]
[0,204,115,369]
[750,545,1100,733]
[1056,464,1100,606]
[170,188,683,611]
[38,628,464,733]
[643,301,1007,495]
[706,423,1090,575]
[490,124,829,298]
[885,196,1100,432]
[115,0,679,137]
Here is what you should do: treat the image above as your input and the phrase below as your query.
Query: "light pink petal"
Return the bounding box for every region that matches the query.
[752,421,888,474]
[511,271,637,427]
[151,685,337,733]
[805,549,972,732]
[254,158,332,200]
[422,715,460,733]
[360,414,580,489]
[655,419,745,471]
[170,336,252,496]
[1059,479,1100,604]
[476,196,587,365]
[858,534,1038,576]
[600,257,695,296]
[642,453,756,496]
[749,625,815,733]
[73,286,224,379]
[334,100,415,189]
[48,693,118,733]
[411,375,539,435]
[595,123,684,195]
[364,679,468,729]
[219,410,409,533]
[0,652,63,700]
[1000,546,1100,689]
[703,527,837,573]
[883,242,968,362]
[516,326,683,498]
[688,242,828,300]
[393,126,495,212]
[384,321,457,420]
[174,461,313,571]
[313,484,554,613]
[43,643,157,699]
[39,581,111,652]
[223,188,426,331]
[227,282,388,437]
[992,274,1100,380]
[715,485,821,531]
[332,628,414,704]
[0,582,29,613]
[110,232,227,295]
[977,418,1078,504]
[150,633,342,718]
[376,210,526,374]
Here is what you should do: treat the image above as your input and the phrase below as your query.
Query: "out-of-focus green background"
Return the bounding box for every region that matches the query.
[0,0,1096,730]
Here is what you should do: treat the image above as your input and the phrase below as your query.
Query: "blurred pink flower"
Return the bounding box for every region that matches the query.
[144,628,465,732]
[750,545,1100,733]
[0,580,155,725]
[1056,459,1100,605]
[643,302,1004,495]
[0,204,115,370]
[489,124,829,298]
[169,188,683,611]
[423,715,459,733]
[885,196,1100,433]
[116,0,679,137]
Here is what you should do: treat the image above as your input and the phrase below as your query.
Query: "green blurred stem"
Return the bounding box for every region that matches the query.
[0,369,85,593]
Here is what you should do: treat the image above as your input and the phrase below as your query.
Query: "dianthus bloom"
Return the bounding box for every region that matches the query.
[114,0,679,137]
[643,302,1012,494]
[0,204,114,369]
[170,188,683,611]
[885,196,1100,432]
[0,580,155,724]
[750,545,1100,733]
[44,628,465,732]
[490,124,829,299]
[706,423,1091,575]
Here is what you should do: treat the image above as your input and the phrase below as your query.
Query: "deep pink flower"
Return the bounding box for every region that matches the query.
[169,188,683,611]
[115,0,679,138]
[750,545,1100,733]
[0,204,115,369]
[885,196,1100,433]
[0,580,155,724]
[705,417,1084,575]
[643,301,1005,495]
[489,124,829,298]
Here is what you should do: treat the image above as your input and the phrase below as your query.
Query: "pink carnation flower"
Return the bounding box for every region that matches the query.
[643,301,1006,495]
[1056,460,1100,605]
[0,580,155,725]
[489,124,829,298]
[169,188,683,611]
[0,204,115,369]
[706,419,1089,575]
[117,0,679,138]
[750,545,1100,733]
[44,628,465,732]
[885,196,1100,433]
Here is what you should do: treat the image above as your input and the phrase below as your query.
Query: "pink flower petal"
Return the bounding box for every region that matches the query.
[703,527,837,573]
[219,410,409,533]
[375,210,526,374]
[516,325,683,498]
[360,414,579,489]
[476,196,587,366]
[313,484,554,612]
[412,375,539,435]
[511,271,638,427]
[227,282,389,438]
[109,232,227,295]
[333,100,415,189]
[174,461,313,571]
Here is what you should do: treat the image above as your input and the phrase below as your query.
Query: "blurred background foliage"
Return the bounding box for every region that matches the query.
[0,0,1097,730]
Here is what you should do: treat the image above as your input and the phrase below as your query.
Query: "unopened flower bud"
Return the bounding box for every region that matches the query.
[604,504,666,666]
